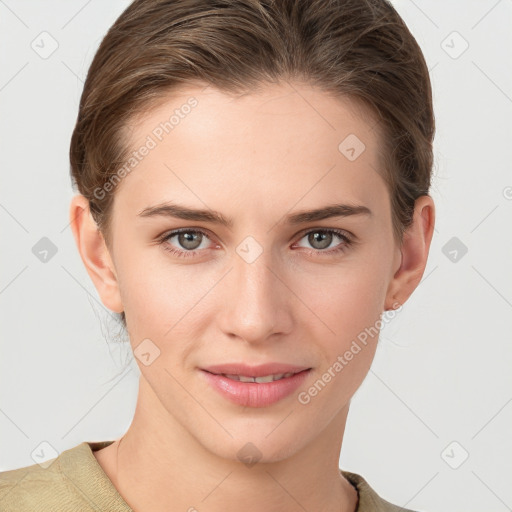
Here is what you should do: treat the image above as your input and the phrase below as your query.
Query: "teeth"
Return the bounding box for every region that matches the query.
[255,374,277,383]
[222,372,296,383]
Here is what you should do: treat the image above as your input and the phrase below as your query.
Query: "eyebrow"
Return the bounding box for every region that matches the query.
[137,201,372,228]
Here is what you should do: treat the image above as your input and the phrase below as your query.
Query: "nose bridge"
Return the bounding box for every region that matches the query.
[218,238,290,342]
[235,242,275,302]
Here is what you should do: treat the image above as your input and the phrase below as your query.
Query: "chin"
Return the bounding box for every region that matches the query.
[195,421,310,466]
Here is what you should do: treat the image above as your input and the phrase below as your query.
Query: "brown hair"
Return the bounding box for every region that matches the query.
[69,0,435,328]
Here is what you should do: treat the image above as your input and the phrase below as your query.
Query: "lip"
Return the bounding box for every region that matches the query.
[199,363,312,408]
[202,362,310,377]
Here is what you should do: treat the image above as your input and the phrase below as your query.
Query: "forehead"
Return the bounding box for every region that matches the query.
[115,81,388,221]
[129,81,380,144]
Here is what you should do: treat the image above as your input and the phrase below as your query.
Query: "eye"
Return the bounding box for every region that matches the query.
[159,228,214,259]
[293,228,353,256]
[158,227,354,259]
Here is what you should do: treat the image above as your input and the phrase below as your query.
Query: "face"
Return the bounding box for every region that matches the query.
[77,81,419,463]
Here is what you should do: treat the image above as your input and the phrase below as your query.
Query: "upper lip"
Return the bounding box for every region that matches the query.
[201,363,311,377]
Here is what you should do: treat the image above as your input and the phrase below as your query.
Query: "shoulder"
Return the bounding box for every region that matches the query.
[0,449,82,511]
[0,441,130,512]
[341,469,424,512]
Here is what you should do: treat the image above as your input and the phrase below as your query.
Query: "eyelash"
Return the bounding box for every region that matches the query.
[158,227,354,259]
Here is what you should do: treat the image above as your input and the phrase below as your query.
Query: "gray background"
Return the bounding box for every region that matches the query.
[1,1,511,511]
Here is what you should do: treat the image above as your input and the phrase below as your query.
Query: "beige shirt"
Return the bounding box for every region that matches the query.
[0,441,418,511]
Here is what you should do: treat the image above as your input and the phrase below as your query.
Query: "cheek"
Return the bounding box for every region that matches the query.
[118,232,391,350]
[297,255,389,337]
[294,268,386,411]
[118,252,215,344]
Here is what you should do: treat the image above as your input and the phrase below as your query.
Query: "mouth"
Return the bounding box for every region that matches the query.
[208,371,300,383]
[199,364,312,407]
[201,362,311,378]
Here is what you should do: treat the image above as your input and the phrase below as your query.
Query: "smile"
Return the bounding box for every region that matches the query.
[221,372,296,383]
[200,368,311,407]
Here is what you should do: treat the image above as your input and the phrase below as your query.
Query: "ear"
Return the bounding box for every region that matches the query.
[384,195,435,311]
[69,194,124,314]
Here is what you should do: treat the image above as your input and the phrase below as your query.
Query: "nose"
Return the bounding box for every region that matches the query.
[216,244,293,345]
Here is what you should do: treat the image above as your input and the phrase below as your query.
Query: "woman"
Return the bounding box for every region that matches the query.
[0,0,435,510]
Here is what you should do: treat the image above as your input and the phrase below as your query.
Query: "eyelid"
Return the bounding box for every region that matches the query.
[158,227,218,248]
[158,226,354,245]
[158,226,356,259]
[294,226,354,242]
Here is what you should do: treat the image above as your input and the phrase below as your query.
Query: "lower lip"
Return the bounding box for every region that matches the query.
[200,369,311,408]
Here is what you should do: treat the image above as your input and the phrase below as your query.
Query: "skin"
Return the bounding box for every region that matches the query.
[70,81,435,512]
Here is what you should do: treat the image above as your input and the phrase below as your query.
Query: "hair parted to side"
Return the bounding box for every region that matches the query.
[69,0,435,329]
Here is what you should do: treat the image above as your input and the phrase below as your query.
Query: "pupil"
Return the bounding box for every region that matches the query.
[180,232,200,249]
[310,231,331,249]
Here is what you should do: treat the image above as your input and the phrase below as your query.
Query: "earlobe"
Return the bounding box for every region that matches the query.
[68,195,124,314]
[384,195,435,311]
